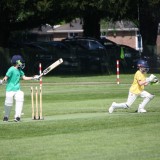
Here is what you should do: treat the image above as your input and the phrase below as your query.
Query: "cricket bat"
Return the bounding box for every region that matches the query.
[39,58,63,77]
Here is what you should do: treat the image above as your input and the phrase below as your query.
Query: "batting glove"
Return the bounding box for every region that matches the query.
[32,75,41,80]
[146,74,157,83]
[152,78,159,83]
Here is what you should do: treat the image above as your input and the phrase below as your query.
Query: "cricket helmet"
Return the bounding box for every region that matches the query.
[137,59,149,72]
[11,55,25,69]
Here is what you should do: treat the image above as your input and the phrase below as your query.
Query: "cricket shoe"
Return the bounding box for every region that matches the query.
[109,102,116,113]
[3,117,8,122]
[138,108,147,113]
[14,117,20,122]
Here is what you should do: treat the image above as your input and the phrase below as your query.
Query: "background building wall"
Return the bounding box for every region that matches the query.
[106,30,137,49]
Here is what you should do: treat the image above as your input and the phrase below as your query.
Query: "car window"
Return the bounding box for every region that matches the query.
[77,40,89,49]
[122,46,140,58]
[125,52,132,58]
[89,41,101,50]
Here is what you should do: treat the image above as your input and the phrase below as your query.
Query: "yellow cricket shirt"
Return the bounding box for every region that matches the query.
[129,70,146,94]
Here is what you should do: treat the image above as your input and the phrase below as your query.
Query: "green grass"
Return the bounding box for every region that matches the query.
[0,74,160,160]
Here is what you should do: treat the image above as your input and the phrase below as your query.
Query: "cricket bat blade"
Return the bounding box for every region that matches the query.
[41,58,63,76]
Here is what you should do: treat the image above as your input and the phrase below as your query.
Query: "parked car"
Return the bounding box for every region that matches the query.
[9,37,141,74]
[62,37,110,73]
[120,44,141,70]
[17,41,81,74]
[32,41,81,73]
[9,38,110,74]
[99,38,141,73]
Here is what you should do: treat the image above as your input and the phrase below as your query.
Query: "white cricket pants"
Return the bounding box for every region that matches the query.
[5,90,24,118]
[113,90,154,109]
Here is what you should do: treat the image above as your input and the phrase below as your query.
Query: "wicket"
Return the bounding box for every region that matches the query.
[31,86,43,120]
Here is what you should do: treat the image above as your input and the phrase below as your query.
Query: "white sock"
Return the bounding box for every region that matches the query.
[113,102,128,109]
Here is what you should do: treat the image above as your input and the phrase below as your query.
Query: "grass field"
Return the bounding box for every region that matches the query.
[0,74,160,160]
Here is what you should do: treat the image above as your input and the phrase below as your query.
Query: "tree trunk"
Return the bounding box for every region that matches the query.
[139,13,159,71]
[0,15,10,47]
[139,2,159,56]
[82,9,101,39]
[140,18,158,55]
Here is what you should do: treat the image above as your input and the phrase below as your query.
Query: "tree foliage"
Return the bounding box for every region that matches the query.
[0,0,63,46]
[0,0,160,53]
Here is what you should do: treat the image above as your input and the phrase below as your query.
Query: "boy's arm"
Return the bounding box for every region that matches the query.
[2,76,8,82]
[22,75,39,80]
[138,79,148,86]
[0,76,8,85]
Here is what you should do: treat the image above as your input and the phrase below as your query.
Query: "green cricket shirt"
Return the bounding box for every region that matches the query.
[5,66,24,91]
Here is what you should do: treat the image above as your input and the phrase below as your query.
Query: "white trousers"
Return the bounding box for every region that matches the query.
[126,91,154,108]
[5,90,24,118]
[113,90,154,109]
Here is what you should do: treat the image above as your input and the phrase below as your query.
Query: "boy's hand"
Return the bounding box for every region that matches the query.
[150,78,159,85]
[32,75,41,80]
[146,74,158,83]
[149,74,157,82]
[0,80,3,85]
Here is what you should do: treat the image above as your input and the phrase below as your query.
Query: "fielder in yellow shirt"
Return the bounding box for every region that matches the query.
[109,59,158,113]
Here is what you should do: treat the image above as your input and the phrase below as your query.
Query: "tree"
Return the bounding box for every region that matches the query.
[116,0,160,55]
[0,0,160,56]
[62,0,130,39]
[138,0,160,55]
[56,0,160,56]
[0,0,63,47]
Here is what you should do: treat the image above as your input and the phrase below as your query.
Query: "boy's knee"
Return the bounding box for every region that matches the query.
[15,91,24,102]
[148,94,155,100]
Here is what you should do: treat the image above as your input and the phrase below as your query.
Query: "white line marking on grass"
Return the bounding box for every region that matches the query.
[0,113,106,124]
[0,112,158,124]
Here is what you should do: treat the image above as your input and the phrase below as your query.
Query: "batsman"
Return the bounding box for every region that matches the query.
[1,55,40,122]
[109,59,159,113]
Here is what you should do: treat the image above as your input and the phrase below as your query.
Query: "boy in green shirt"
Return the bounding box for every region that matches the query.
[2,55,39,122]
